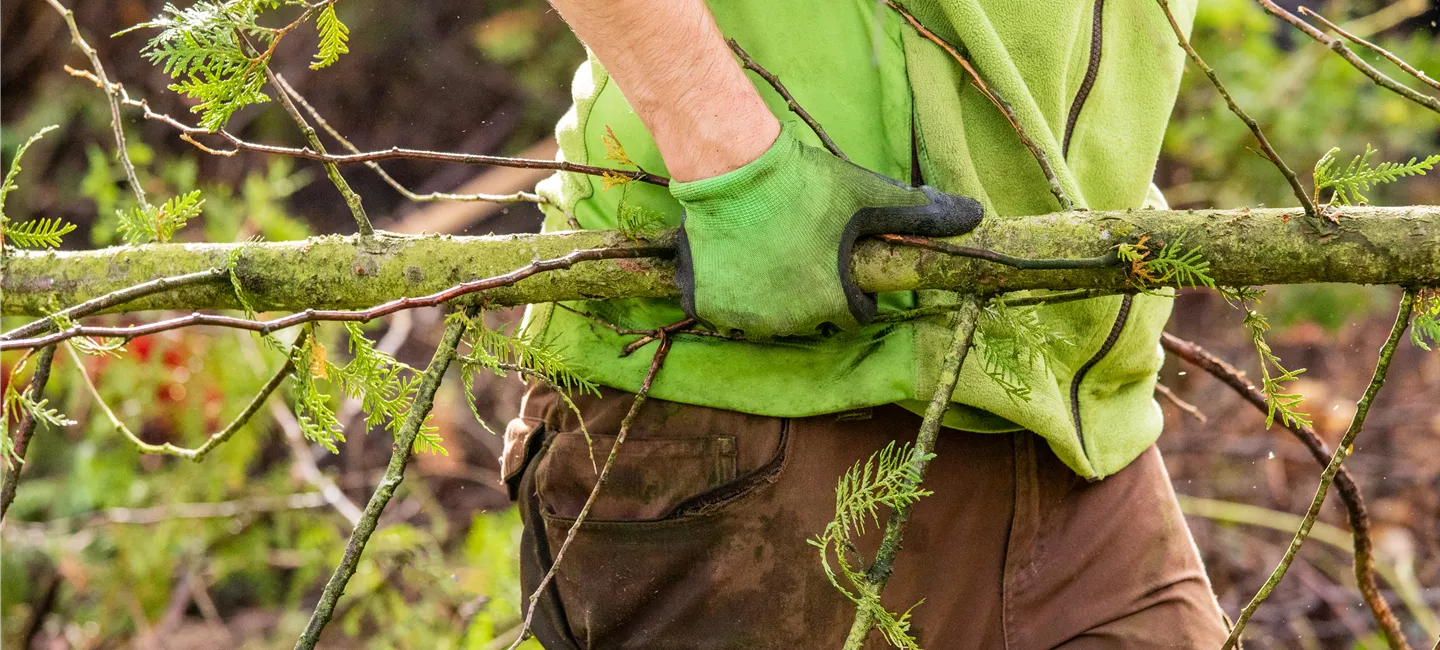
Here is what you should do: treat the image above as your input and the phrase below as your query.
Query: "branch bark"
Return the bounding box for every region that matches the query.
[4,206,1437,318]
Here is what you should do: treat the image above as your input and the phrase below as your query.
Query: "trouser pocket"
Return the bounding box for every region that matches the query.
[511,384,796,649]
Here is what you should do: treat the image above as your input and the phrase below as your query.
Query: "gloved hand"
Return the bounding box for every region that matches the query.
[672,122,984,339]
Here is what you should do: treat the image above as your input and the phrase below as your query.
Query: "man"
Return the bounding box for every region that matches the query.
[501,0,1228,647]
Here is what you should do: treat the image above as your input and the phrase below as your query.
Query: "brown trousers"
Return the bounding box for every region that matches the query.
[502,385,1228,649]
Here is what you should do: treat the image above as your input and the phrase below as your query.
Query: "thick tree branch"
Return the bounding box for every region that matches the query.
[4,207,1437,321]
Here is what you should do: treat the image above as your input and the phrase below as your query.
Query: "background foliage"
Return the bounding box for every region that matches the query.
[1,0,1438,648]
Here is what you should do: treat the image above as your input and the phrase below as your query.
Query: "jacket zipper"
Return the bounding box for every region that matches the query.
[1063,0,1115,477]
[1063,0,1106,158]
[1069,295,1132,476]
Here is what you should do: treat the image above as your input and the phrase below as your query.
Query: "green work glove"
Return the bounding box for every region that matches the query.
[671,123,983,339]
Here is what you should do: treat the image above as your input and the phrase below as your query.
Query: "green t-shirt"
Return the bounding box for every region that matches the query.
[524,0,1196,479]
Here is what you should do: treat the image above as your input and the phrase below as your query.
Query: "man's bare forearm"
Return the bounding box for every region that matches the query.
[546,0,780,181]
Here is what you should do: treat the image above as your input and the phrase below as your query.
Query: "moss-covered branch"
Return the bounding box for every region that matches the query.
[4,206,1438,317]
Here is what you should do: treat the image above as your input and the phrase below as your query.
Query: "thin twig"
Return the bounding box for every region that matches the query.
[294,308,470,650]
[1154,0,1320,221]
[552,303,743,353]
[62,67,668,187]
[1299,6,1440,92]
[272,73,546,207]
[63,342,293,462]
[508,329,676,650]
[1,269,228,341]
[1219,289,1416,650]
[2,244,664,351]
[1154,382,1207,423]
[1256,0,1440,115]
[262,67,373,236]
[43,0,149,209]
[726,38,848,161]
[1161,332,1409,649]
[876,233,1119,269]
[0,345,58,522]
[887,0,1072,211]
[844,295,983,648]
[873,289,1121,323]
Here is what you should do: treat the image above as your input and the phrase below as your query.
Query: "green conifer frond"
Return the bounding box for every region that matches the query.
[1117,235,1214,291]
[1234,293,1312,429]
[118,190,205,244]
[1411,289,1440,351]
[335,322,420,436]
[616,201,665,241]
[412,421,448,456]
[310,4,349,69]
[1,125,75,250]
[292,332,345,451]
[5,218,78,249]
[809,441,931,650]
[131,1,279,130]
[464,317,597,397]
[1313,144,1440,206]
[975,303,1076,402]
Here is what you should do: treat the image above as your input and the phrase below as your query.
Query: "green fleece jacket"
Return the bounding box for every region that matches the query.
[524,0,1196,479]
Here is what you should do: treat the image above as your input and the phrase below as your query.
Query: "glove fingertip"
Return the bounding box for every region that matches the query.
[917,186,984,236]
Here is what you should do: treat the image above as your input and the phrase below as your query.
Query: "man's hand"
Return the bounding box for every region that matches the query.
[548,0,983,338]
[672,124,983,339]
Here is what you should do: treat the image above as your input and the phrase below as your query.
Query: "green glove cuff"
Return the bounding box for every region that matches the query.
[670,124,810,231]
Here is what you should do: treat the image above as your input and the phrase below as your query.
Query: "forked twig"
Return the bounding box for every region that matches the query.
[1218,289,1417,650]
[1257,0,1440,115]
[843,296,983,648]
[1161,332,1408,648]
[63,342,294,463]
[294,309,471,649]
[1154,0,1320,221]
[1299,6,1440,92]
